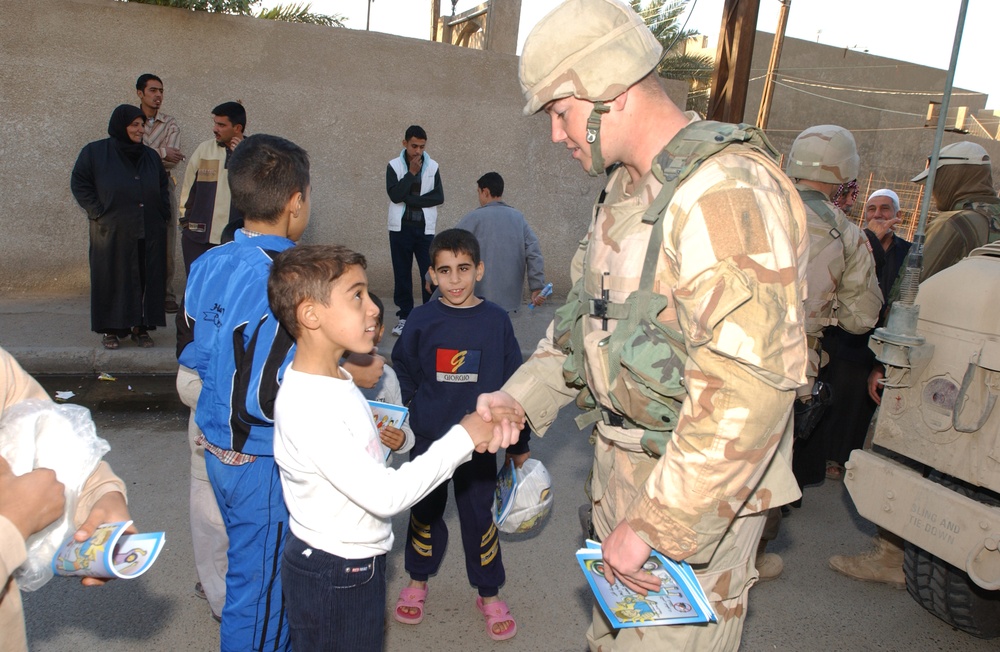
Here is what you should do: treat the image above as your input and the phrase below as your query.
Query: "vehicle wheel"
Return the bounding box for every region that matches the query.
[904,542,1000,638]
[902,472,1000,639]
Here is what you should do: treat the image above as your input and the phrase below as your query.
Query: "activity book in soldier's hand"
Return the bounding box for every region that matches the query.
[576,539,716,628]
[52,520,164,580]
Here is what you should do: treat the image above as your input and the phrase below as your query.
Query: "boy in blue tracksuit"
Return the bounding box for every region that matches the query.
[391,228,529,642]
[178,134,310,652]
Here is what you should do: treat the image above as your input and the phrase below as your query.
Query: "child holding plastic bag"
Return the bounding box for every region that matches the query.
[0,346,131,652]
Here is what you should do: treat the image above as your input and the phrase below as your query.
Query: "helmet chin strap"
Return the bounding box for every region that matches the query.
[585,101,611,177]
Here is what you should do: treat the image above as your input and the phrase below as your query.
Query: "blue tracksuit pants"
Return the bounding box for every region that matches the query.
[206,453,289,652]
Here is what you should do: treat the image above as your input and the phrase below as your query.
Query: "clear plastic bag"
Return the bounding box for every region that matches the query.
[0,399,110,591]
[498,459,554,535]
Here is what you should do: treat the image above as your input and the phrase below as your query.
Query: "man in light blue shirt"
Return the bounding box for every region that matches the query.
[454,172,547,312]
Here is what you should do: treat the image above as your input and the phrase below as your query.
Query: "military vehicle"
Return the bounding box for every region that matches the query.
[846,241,1000,638]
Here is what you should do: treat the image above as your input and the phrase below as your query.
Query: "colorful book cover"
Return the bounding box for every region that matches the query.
[52,520,164,580]
[493,458,518,526]
[368,400,409,460]
[576,539,716,628]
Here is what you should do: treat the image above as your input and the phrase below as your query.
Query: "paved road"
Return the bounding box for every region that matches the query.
[17,382,1000,651]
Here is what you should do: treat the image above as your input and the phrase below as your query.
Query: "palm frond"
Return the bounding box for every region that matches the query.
[119,0,255,12]
[256,2,344,26]
[630,0,714,114]
[120,0,344,26]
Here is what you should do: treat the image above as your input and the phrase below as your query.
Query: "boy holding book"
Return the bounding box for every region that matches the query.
[359,292,414,457]
[268,244,515,652]
[391,228,529,641]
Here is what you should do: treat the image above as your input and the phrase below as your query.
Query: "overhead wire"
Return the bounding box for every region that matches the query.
[776,74,982,96]
[771,80,925,116]
[640,2,976,120]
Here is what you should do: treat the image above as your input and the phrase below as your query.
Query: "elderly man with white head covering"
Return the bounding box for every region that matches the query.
[861,189,911,312]
[864,189,900,241]
[807,189,912,491]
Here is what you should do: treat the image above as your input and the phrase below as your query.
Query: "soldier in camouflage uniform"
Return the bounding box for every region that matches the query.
[756,126,882,580]
[830,140,1000,587]
[788,126,882,486]
[787,125,881,394]
[911,140,1000,280]
[476,1,809,649]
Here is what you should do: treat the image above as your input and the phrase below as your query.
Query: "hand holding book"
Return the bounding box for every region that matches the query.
[368,401,408,460]
[601,520,662,596]
[576,539,716,628]
[52,520,164,581]
[70,492,134,586]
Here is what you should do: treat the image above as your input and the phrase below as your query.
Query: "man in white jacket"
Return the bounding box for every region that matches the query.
[386,125,444,336]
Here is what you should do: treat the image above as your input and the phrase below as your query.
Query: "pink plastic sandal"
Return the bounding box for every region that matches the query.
[476,596,517,641]
[394,586,428,625]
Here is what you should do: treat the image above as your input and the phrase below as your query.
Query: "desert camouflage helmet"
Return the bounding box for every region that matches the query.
[786,125,860,185]
[518,0,663,116]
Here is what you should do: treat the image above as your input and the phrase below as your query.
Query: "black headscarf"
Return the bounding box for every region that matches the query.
[107,104,146,163]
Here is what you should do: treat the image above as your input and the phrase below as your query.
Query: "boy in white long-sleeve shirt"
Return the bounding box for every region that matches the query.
[268,244,521,652]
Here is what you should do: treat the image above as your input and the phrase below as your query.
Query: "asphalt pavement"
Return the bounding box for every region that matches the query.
[5,293,1000,650]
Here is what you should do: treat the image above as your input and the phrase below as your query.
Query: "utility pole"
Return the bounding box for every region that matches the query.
[430,0,441,40]
[756,0,790,130]
[707,0,761,123]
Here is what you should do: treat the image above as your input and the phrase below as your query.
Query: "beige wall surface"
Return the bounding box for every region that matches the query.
[0,0,604,299]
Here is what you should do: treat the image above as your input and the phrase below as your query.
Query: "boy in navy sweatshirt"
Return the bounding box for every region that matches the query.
[391,228,529,641]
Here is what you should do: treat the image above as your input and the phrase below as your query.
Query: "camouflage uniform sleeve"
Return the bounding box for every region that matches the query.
[832,221,882,335]
[625,154,807,562]
[502,238,588,435]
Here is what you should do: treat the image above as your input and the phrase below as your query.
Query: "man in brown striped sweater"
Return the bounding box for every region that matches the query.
[137,73,184,313]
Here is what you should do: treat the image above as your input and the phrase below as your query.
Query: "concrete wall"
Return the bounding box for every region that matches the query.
[0,0,605,299]
[735,33,999,185]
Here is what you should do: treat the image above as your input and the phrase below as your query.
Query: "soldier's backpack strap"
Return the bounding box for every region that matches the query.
[798,188,843,239]
[618,120,781,333]
[569,121,781,455]
[986,203,1000,244]
[949,210,986,253]
[947,202,1000,250]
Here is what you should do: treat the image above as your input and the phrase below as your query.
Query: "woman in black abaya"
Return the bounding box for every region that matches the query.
[71,104,170,349]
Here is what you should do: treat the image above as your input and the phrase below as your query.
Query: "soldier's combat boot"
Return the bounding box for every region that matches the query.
[755,541,783,582]
[828,534,905,589]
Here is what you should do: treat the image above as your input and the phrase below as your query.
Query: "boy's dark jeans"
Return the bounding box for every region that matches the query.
[282,531,386,652]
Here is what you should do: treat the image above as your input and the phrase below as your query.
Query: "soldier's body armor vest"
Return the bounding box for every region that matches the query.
[552,120,782,457]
